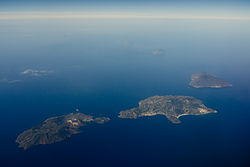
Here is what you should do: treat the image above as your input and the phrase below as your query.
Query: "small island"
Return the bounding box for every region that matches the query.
[119,95,217,124]
[16,113,110,150]
[189,72,232,88]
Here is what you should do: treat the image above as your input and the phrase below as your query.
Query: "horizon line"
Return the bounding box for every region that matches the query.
[1,12,250,20]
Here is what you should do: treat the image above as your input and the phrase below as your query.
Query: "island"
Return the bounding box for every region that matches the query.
[189,72,232,88]
[119,95,217,124]
[16,113,110,150]
[152,49,165,56]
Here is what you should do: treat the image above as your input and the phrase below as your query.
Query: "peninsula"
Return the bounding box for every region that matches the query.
[189,72,232,88]
[119,95,217,124]
[16,113,110,150]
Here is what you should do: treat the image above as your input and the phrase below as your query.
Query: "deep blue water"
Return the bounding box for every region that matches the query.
[0,19,250,167]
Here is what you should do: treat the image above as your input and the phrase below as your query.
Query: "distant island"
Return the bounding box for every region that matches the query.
[189,72,232,88]
[119,95,217,124]
[152,49,165,56]
[16,113,110,150]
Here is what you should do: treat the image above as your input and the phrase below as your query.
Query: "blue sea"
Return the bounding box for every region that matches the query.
[0,19,250,167]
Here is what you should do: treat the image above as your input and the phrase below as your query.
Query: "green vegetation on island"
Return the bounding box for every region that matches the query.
[16,95,219,149]
[189,72,232,88]
[16,113,110,150]
[119,95,217,124]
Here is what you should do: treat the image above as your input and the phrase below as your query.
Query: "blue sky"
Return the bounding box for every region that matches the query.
[1,0,250,8]
[0,0,250,19]
[1,0,249,3]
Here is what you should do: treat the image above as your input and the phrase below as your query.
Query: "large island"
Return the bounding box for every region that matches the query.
[16,113,110,150]
[189,72,232,88]
[119,95,217,124]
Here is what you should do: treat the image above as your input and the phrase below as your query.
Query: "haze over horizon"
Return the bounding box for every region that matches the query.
[1,1,250,167]
[1,0,250,20]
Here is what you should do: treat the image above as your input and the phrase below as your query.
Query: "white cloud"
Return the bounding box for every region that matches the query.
[20,69,52,77]
[8,80,22,83]
[0,78,22,84]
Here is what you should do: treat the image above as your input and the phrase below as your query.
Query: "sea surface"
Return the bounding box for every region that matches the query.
[0,19,250,167]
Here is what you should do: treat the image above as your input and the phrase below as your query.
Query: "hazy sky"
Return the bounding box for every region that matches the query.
[0,0,250,19]
[1,0,250,4]
[1,0,250,9]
